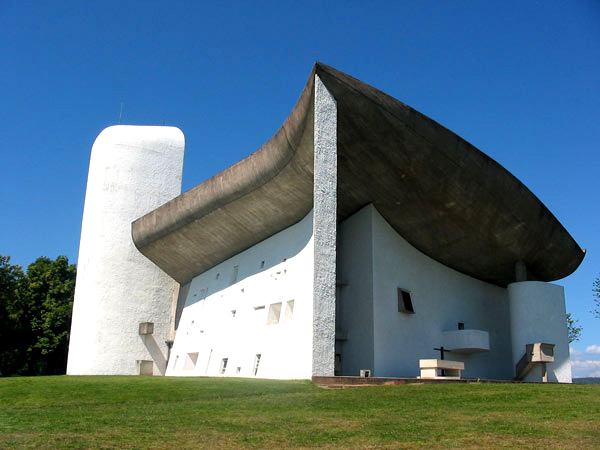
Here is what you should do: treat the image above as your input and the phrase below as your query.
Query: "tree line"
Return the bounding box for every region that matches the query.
[0,254,76,376]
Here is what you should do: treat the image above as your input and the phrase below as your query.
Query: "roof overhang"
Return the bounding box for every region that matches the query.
[132,63,584,287]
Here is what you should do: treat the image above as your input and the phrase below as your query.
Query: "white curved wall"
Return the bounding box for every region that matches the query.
[337,204,514,379]
[508,281,572,383]
[167,210,315,379]
[67,125,184,375]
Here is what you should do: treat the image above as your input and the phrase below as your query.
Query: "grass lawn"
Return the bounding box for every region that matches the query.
[0,376,599,449]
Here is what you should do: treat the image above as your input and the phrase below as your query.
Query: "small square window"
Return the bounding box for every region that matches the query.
[267,302,282,325]
[184,352,199,371]
[398,288,415,314]
[458,322,465,330]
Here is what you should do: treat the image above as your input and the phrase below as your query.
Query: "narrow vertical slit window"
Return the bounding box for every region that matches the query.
[397,288,415,314]
[230,265,239,285]
[253,354,261,376]
[220,358,228,374]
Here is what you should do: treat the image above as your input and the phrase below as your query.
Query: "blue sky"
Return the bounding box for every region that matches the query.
[2,1,599,376]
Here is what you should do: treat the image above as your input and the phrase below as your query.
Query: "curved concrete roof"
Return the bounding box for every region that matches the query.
[132,63,584,287]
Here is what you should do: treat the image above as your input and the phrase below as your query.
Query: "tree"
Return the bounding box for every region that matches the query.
[593,274,600,319]
[20,256,77,375]
[0,255,25,376]
[0,254,76,376]
[566,312,582,344]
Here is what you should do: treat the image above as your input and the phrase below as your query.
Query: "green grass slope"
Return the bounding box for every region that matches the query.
[0,376,599,449]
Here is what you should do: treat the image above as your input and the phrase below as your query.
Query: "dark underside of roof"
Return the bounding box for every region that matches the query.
[132,63,584,287]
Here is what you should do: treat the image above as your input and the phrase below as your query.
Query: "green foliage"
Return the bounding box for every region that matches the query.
[0,377,599,448]
[566,312,582,343]
[0,255,25,376]
[0,254,76,377]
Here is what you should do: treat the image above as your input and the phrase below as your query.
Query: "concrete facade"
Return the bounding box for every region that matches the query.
[67,126,184,375]
[69,65,582,382]
[337,205,515,380]
[312,75,337,377]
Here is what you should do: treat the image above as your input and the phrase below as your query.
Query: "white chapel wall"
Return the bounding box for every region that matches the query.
[166,210,315,380]
[338,204,515,379]
[336,206,375,376]
[370,205,514,379]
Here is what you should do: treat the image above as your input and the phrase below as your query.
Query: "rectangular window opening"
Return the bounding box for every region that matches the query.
[230,265,239,285]
[458,322,465,330]
[283,300,294,323]
[184,352,199,371]
[253,354,261,376]
[398,288,415,314]
[267,302,282,325]
[220,358,228,374]
[260,260,265,268]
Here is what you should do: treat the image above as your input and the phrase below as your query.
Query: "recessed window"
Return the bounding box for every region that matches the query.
[230,265,239,285]
[397,288,415,314]
[220,358,228,374]
[283,300,294,323]
[260,260,265,268]
[458,322,465,330]
[253,354,261,376]
[184,352,199,371]
[216,273,220,280]
[236,367,241,374]
[267,302,282,325]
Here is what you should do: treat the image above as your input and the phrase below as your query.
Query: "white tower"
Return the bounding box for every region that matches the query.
[67,125,184,375]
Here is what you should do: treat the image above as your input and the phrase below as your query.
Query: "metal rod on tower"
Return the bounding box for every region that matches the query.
[118,103,124,124]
